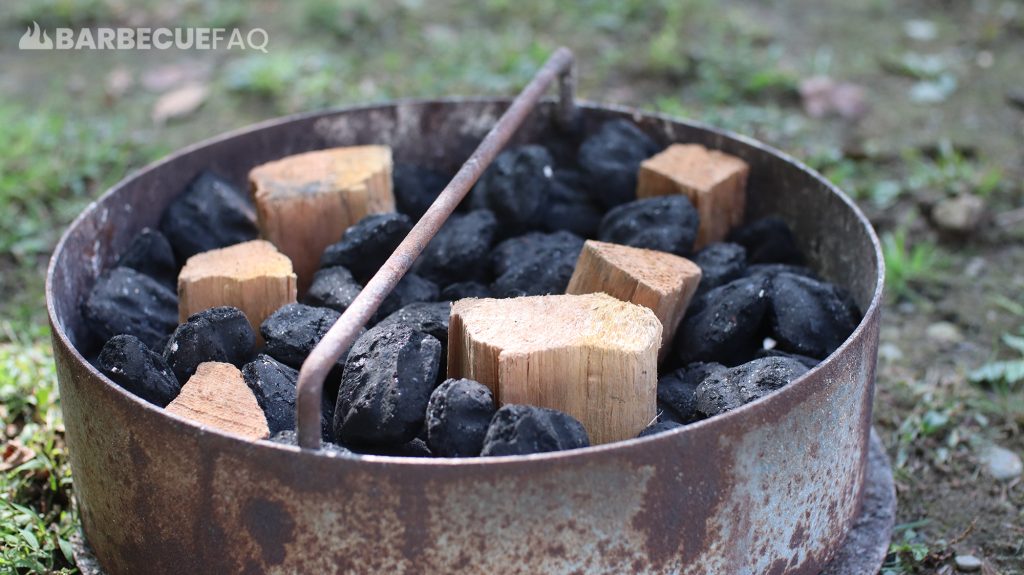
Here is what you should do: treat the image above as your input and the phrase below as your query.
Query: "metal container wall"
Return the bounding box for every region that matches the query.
[47,100,883,575]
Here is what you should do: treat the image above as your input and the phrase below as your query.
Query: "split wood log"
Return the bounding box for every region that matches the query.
[637,143,749,248]
[177,239,296,343]
[566,239,702,359]
[165,362,269,440]
[249,146,394,291]
[448,293,662,444]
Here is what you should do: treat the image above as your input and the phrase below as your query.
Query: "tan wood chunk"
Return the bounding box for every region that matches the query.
[448,293,662,444]
[165,362,269,440]
[249,146,394,291]
[567,240,702,359]
[177,240,297,343]
[637,143,750,249]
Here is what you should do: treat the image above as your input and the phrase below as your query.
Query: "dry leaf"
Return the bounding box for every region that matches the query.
[1,440,36,472]
[152,83,209,125]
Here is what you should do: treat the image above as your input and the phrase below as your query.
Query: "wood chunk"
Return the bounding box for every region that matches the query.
[249,146,394,291]
[567,240,702,358]
[448,293,661,444]
[637,143,749,249]
[177,240,297,343]
[165,362,269,440]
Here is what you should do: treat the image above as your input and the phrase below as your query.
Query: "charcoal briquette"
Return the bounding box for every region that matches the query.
[766,272,860,359]
[439,281,492,301]
[598,195,699,257]
[97,334,181,406]
[242,354,334,440]
[158,171,258,261]
[695,356,809,417]
[490,231,584,297]
[745,263,818,281]
[304,266,362,314]
[393,164,449,220]
[727,216,805,265]
[82,266,179,351]
[674,275,770,366]
[353,437,434,458]
[319,213,413,283]
[480,404,590,456]
[116,228,178,288]
[541,170,603,238]
[693,242,747,294]
[471,145,554,233]
[375,273,439,321]
[425,378,496,458]
[260,303,345,369]
[657,362,724,423]
[755,348,821,370]
[163,306,256,383]
[415,209,498,285]
[638,420,684,438]
[578,119,661,209]
[334,324,442,446]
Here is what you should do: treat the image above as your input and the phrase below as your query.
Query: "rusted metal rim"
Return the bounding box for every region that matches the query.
[46,98,884,466]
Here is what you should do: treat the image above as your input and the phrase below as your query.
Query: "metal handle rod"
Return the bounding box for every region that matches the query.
[296,47,576,449]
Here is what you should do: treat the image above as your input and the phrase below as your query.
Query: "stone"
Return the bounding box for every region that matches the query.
[319,212,413,284]
[578,120,660,208]
[425,378,496,457]
[82,267,179,351]
[696,356,809,417]
[598,195,700,257]
[932,194,985,234]
[163,306,256,384]
[490,230,584,297]
[480,404,590,456]
[926,321,964,346]
[954,554,982,572]
[158,171,258,261]
[97,335,181,406]
[980,445,1022,482]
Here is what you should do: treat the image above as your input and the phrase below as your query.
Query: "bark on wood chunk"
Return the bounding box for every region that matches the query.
[249,146,394,291]
[165,362,269,440]
[448,293,661,444]
[637,144,749,249]
[177,240,297,342]
[566,240,702,358]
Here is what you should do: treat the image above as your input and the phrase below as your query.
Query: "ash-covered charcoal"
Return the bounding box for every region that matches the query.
[727,216,805,265]
[426,378,496,458]
[674,275,770,366]
[440,281,492,301]
[261,303,344,369]
[471,145,554,233]
[163,306,256,383]
[116,228,177,288]
[269,430,351,456]
[83,267,179,351]
[490,231,585,297]
[375,273,439,321]
[373,302,450,346]
[755,348,821,370]
[657,362,724,423]
[696,356,809,417]
[766,272,860,359]
[480,404,590,456]
[304,266,362,314]
[578,119,661,209]
[694,242,747,294]
[159,171,258,261]
[242,354,334,440]
[745,263,818,281]
[638,420,683,438]
[598,195,699,257]
[97,335,181,406]
[319,213,413,283]
[541,170,604,238]
[334,324,442,446]
[393,164,449,220]
[415,210,498,285]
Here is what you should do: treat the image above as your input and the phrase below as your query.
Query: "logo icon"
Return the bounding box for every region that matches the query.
[19,21,53,50]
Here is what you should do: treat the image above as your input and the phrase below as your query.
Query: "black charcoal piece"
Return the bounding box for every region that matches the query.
[353,437,434,458]
[373,302,451,346]
[695,356,809,417]
[598,195,699,256]
[727,216,804,265]
[261,303,344,368]
[304,266,362,314]
[440,281,492,301]
[471,146,554,232]
[694,242,747,293]
[657,362,725,423]
[415,210,498,285]
[674,275,770,366]
[163,306,256,383]
[319,213,413,283]
[578,120,660,208]
[158,171,258,261]
[82,267,179,351]
[755,348,821,370]
[638,420,684,438]
[490,231,585,297]
[97,335,181,406]
[426,378,496,458]
[542,170,604,237]
[116,228,177,287]
[334,324,442,446]
[375,273,439,321]
[766,272,860,359]
[393,164,449,219]
[745,263,818,280]
[657,400,686,424]
[269,430,351,455]
[242,354,335,441]
[480,404,590,456]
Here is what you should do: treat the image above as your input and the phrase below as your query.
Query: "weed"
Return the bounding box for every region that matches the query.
[881,229,942,301]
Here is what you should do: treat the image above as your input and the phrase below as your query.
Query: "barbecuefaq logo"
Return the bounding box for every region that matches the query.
[18,21,268,52]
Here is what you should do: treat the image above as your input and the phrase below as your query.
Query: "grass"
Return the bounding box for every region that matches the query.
[881,228,942,302]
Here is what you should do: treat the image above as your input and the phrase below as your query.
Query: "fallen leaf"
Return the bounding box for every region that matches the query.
[152,83,209,124]
[1,440,36,472]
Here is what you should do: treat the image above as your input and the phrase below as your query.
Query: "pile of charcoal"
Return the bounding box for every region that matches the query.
[84,119,859,458]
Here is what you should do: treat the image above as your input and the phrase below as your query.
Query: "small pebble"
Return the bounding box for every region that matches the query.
[304,266,362,314]
[490,231,584,297]
[932,194,985,234]
[97,335,180,406]
[980,444,1023,482]
[116,228,177,288]
[578,120,660,208]
[480,404,590,456]
[696,356,809,417]
[163,306,256,383]
[638,420,683,438]
[159,171,258,261]
[472,145,554,233]
[728,216,804,265]
[954,554,982,572]
[598,195,699,257]
[426,378,496,457]
[319,213,413,283]
[415,210,498,286]
[926,321,964,346]
[82,267,179,351]
[393,164,448,220]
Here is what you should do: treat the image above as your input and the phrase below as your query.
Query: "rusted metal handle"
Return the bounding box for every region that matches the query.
[295,47,576,449]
